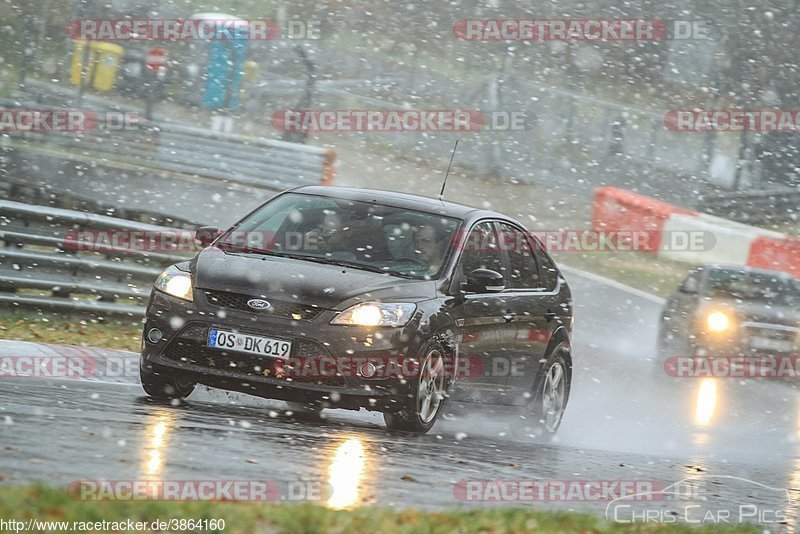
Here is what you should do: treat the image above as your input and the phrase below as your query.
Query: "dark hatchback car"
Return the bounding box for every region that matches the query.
[140,187,574,435]
[658,264,800,360]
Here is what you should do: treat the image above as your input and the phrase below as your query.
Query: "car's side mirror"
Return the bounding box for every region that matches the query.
[678,278,699,294]
[466,268,505,293]
[195,226,220,248]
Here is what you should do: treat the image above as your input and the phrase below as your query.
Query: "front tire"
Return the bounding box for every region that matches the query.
[384,343,449,433]
[140,365,196,400]
[656,321,694,374]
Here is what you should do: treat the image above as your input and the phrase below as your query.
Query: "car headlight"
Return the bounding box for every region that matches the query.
[706,310,733,333]
[154,265,193,302]
[331,302,416,327]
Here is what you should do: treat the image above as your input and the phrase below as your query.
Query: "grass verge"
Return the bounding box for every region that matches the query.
[557,253,690,298]
[0,485,762,534]
[0,312,142,352]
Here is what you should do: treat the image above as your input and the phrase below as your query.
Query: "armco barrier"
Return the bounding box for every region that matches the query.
[592,187,800,279]
[0,98,336,192]
[0,199,192,316]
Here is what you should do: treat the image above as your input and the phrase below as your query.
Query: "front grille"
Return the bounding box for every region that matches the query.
[163,325,346,388]
[178,324,209,341]
[203,290,323,320]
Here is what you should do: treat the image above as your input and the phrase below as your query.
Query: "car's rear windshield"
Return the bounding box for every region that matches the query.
[219,193,463,280]
[705,269,800,307]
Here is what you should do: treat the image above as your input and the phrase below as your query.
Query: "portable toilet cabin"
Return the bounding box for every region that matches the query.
[178,13,250,111]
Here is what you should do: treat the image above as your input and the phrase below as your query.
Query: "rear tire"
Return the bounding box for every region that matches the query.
[384,343,449,433]
[516,345,572,442]
[286,401,324,418]
[140,365,196,400]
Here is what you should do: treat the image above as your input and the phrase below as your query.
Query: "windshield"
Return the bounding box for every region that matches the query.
[219,193,461,279]
[705,269,800,306]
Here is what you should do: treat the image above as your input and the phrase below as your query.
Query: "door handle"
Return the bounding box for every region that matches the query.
[502,312,516,323]
[544,311,557,322]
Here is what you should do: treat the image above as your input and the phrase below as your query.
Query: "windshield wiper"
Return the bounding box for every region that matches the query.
[286,254,391,273]
[218,242,279,256]
[275,253,407,276]
[219,245,410,276]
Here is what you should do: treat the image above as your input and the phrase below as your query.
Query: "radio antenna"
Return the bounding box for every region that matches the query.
[439,138,459,201]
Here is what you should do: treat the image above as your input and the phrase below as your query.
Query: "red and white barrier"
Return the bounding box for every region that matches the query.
[591,187,697,252]
[748,235,800,279]
[591,187,800,279]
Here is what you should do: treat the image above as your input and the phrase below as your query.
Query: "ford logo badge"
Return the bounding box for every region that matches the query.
[247,299,271,310]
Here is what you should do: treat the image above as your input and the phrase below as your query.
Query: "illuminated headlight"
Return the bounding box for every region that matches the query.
[154,266,193,302]
[706,310,733,333]
[331,302,416,327]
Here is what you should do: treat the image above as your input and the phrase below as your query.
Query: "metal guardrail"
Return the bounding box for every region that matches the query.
[0,97,336,191]
[699,187,800,224]
[0,199,193,316]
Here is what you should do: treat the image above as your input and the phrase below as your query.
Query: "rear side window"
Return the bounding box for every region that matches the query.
[530,235,559,291]
[498,223,541,289]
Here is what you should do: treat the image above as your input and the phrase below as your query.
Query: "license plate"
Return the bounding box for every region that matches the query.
[749,336,794,352]
[207,329,291,358]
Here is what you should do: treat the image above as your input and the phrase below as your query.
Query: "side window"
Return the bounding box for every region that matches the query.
[460,221,505,276]
[498,223,541,289]
[531,235,558,291]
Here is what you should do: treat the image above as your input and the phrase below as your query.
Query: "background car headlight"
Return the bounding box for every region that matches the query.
[706,310,733,332]
[154,266,193,301]
[331,302,416,327]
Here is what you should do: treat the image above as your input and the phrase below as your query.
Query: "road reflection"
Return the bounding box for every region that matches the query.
[785,456,800,532]
[789,395,800,532]
[797,391,800,439]
[693,378,718,427]
[138,409,178,481]
[326,436,368,509]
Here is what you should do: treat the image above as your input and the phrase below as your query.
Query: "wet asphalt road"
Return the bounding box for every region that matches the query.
[0,268,798,527]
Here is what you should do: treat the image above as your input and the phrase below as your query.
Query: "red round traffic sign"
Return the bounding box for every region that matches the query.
[145,47,168,73]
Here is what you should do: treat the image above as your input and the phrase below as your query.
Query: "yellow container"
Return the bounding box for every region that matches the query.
[70,40,124,92]
[69,40,87,86]
[240,60,259,98]
[242,60,259,83]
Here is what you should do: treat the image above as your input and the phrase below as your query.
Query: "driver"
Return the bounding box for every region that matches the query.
[413,225,446,273]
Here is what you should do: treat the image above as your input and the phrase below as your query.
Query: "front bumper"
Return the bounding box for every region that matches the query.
[140,289,426,411]
[695,321,800,357]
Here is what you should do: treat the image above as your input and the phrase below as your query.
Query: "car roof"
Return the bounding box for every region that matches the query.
[291,185,515,223]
